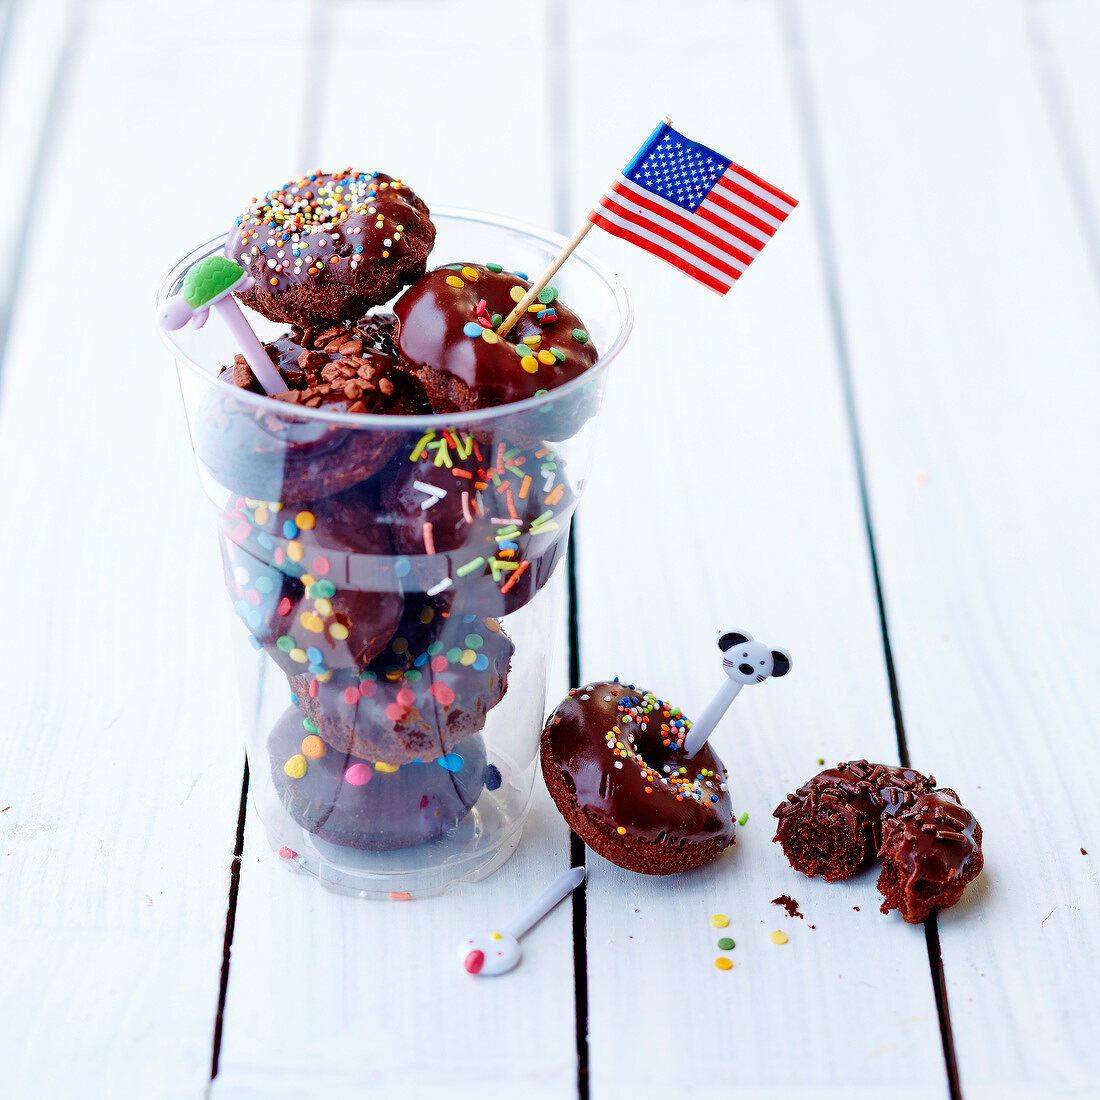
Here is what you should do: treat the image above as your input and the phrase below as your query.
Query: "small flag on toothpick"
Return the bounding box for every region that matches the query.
[495,118,796,337]
[589,119,798,294]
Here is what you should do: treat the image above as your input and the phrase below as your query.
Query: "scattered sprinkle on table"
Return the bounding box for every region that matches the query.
[770,930,789,945]
[714,957,733,971]
[278,846,297,859]
[816,757,825,765]
[717,937,735,950]
[711,913,729,928]
[738,812,749,826]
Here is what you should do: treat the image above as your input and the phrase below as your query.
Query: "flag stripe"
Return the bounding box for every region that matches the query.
[596,194,745,280]
[694,201,772,250]
[607,180,754,267]
[713,175,786,226]
[727,161,798,209]
[588,208,735,293]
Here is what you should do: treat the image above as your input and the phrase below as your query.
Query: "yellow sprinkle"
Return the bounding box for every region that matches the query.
[254,506,269,526]
[295,511,316,530]
[375,762,399,774]
[770,930,788,945]
[269,502,283,512]
[300,612,324,634]
[485,618,501,632]
[537,350,556,365]
[527,303,543,313]
[461,265,479,281]
[490,932,502,940]
[392,637,409,654]
[522,335,541,346]
[313,598,333,617]
[481,329,499,344]
[714,957,733,971]
[460,649,477,666]
[329,623,349,641]
[520,355,539,373]
[287,540,304,562]
[289,648,307,664]
[299,574,315,588]
[301,736,326,759]
[283,754,307,779]
[509,286,525,302]
[617,826,626,835]
[711,914,729,928]
[382,251,389,258]
[419,606,435,625]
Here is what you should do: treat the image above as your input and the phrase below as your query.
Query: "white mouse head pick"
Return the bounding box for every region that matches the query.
[717,631,792,684]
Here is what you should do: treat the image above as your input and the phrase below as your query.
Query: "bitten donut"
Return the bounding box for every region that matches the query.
[541,680,736,875]
[220,490,403,678]
[197,326,428,503]
[228,170,436,328]
[377,428,571,614]
[290,595,514,765]
[772,760,983,923]
[269,706,500,851]
[393,263,599,418]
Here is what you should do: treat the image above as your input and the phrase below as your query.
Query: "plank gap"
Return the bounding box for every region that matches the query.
[0,0,83,385]
[779,1,960,1095]
[210,761,250,1082]
[1024,0,1100,298]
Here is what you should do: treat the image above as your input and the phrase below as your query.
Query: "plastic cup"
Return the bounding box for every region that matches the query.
[157,208,632,898]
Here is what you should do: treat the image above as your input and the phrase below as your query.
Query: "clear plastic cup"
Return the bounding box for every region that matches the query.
[157,209,632,898]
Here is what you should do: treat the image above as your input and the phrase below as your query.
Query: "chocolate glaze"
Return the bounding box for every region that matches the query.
[878,788,982,887]
[773,760,933,873]
[393,264,599,411]
[543,681,736,848]
[228,171,435,325]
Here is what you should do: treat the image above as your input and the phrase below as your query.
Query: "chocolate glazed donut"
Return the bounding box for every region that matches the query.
[541,680,736,875]
[773,760,983,923]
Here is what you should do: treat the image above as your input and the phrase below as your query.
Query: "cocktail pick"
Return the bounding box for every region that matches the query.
[681,631,791,758]
[157,255,285,395]
[459,865,586,977]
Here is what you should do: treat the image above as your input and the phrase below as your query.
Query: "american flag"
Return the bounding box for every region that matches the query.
[589,121,797,294]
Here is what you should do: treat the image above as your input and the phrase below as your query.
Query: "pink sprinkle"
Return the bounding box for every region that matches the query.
[245,589,263,606]
[273,548,285,565]
[230,521,251,543]
[475,298,488,315]
[423,522,436,555]
[309,680,319,699]
[430,682,456,706]
[431,655,449,673]
[313,556,331,575]
[345,763,371,786]
[397,687,416,706]
[359,680,377,699]
[278,846,297,859]
[461,491,472,524]
[386,702,403,721]
[343,687,359,705]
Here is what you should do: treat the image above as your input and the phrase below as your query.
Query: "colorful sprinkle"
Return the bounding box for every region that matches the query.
[283,754,307,779]
[572,328,589,343]
[301,735,326,759]
[738,812,749,826]
[446,275,465,288]
[345,763,372,785]
[509,286,525,303]
[463,321,482,337]
[714,957,733,971]
[461,265,479,281]
[437,753,464,772]
[537,285,558,304]
[711,914,729,928]
[718,937,735,950]
[770,930,789,945]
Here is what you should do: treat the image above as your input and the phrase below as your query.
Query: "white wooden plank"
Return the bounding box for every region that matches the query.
[799,1,1100,1096]
[565,2,949,1096]
[214,3,579,1096]
[0,1,312,1094]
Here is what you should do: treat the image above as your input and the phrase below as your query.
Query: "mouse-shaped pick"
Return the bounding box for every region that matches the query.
[459,866,586,976]
[681,631,791,758]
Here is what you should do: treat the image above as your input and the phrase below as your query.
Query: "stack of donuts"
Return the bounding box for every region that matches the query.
[200,169,599,851]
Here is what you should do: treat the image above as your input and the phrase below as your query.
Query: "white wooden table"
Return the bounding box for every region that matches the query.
[2,1,1098,1096]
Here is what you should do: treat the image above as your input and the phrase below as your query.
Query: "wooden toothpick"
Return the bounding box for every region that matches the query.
[495,117,673,339]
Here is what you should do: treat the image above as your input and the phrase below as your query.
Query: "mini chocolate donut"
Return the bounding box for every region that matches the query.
[377,428,571,614]
[393,263,598,423]
[772,760,984,922]
[197,328,428,504]
[290,595,513,765]
[772,761,932,882]
[269,706,495,851]
[220,491,402,677]
[228,170,436,328]
[541,680,736,875]
[876,789,983,923]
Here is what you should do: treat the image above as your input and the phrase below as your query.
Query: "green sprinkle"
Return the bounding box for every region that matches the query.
[445,263,464,270]
[302,717,318,734]
[550,347,566,361]
[816,757,825,765]
[494,525,521,539]
[427,642,444,656]
[405,669,422,683]
[409,431,435,461]
[487,262,503,272]
[537,285,558,304]
[491,313,502,327]
[718,937,735,951]
[534,388,548,396]
[446,647,462,662]
[308,580,336,599]
[738,812,749,826]
[572,328,589,343]
[465,633,484,649]
[276,636,294,653]
[456,557,485,577]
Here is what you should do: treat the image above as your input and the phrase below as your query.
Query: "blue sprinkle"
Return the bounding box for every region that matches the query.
[260,244,267,252]
[473,654,489,672]
[282,521,299,539]
[306,647,324,663]
[463,321,482,338]
[247,611,263,630]
[355,245,364,253]
[290,692,299,705]
[484,765,502,791]
[394,557,411,578]
[248,635,263,650]
[255,575,274,594]
[308,663,328,675]
[413,653,428,667]
[257,533,274,549]
[498,540,518,551]
[513,270,528,280]
[438,753,464,772]
[233,599,249,617]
